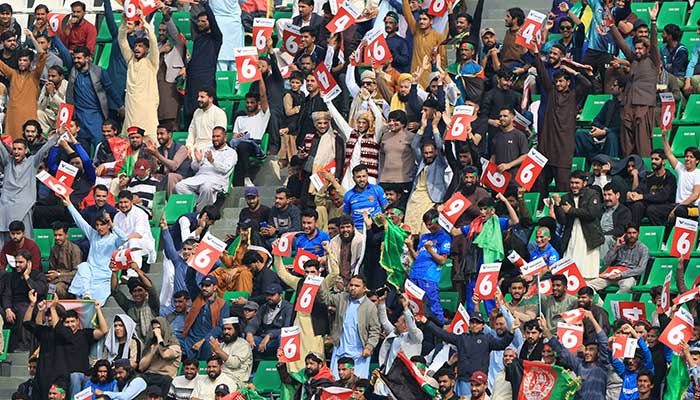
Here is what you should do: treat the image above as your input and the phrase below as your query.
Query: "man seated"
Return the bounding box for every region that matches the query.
[574,76,625,159]
[47,223,81,298]
[168,357,198,400]
[0,221,41,271]
[528,226,559,266]
[110,262,160,339]
[230,81,270,187]
[244,283,293,357]
[186,87,227,156]
[261,187,301,248]
[114,190,157,271]
[93,120,127,187]
[626,149,677,227]
[175,126,236,212]
[37,66,68,133]
[589,224,649,294]
[165,290,190,340]
[190,356,236,400]
[145,125,191,195]
[237,187,270,231]
[600,183,632,254]
[126,159,161,216]
[209,317,253,389]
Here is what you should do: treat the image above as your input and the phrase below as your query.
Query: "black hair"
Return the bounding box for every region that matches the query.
[650,286,663,299]
[337,215,354,227]
[338,356,355,366]
[48,65,64,76]
[173,290,190,300]
[9,220,24,232]
[198,86,215,98]
[70,1,87,11]
[523,319,542,332]
[507,7,525,25]
[17,48,34,62]
[276,187,291,197]
[352,164,368,175]
[207,355,223,365]
[602,182,620,194]
[52,222,69,233]
[388,110,408,126]
[301,208,319,220]
[650,148,666,159]
[201,205,221,221]
[134,37,150,49]
[117,190,134,201]
[684,147,700,161]
[73,45,91,57]
[34,4,49,13]
[182,357,198,367]
[578,286,594,296]
[422,208,439,223]
[90,360,115,383]
[300,26,318,37]
[242,250,264,265]
[664,23,682,42]
[22,120,42,135]
[16,249,31,262]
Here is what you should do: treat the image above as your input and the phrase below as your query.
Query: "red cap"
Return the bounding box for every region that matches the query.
[469,371,487,384]
[127,126,144,136]
[133,159,150,176]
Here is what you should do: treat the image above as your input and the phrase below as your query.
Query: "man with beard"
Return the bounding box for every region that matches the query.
[490,348,516,400]
[93,120,125,186]
[20,120,47,155]
[480,70,520,137]
[95,359,147,399]
[209,317,252,389]
[542,5,585,62]
[329,215,364,291]
[113,190,157,269]
[402,0,446,88]
[156,5,185,131]
[5,250,48,351]
[378,111,417,196]
[278,352,335,399]
[499,276,537,327]
[334,357,359,388]
[435,370,458,400]
[0,221,42,271]
[139,317,182,394]
[64,301,109,398]
[292,26,326,72]
[405,140,450,233]
[168,358,198,400]
[377,292,422,374]
[176,127,236,211]
[343,165,388,231]
[145,125,190,195]
[447,39,484,104]
[84,359,117,394]
[37,66,68,133]
[111,264,159,339]
[46,223,81,298]
[191,357,236,400]
[230,78,270,187]
[488,108,528,177]
[541,274,578,332]
[589,225,649,294]
[644,327,667,399]
[519,319,544,361]
[60,1,96,53]
[250,39,284,153]
[294,73,328,141]
[245,283,293,357]
[184,0,222,121]
[182,273,230,359]
[576,287,610,341]
[186,87,227,156]
[575,77,625,160]
[626,149,677,226]
[539,311,609,400]
[236,187,270,232]
[384,12,410,73]
[298,111,345,205]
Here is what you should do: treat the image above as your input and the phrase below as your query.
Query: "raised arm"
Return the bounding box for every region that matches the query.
[144,20,160,67]
[402,0,417,33]
[273,255,300,288]
[326,99,352,141]
[610,24,634,60]
[118,22,134,64]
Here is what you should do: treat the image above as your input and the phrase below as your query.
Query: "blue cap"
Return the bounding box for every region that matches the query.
[264,283,283,295]
[200,275,218,287]
[244,187,259,197]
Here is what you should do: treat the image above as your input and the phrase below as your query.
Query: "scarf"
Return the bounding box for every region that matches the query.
[105,314,139,361]
[472,216,505,264]
[182,295,225,337]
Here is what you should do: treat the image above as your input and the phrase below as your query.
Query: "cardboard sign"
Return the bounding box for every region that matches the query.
[659,92,675,131]
[507,250,526,268]
[326,1,360,34]
[438,192,471,231]
[480,159,511,194]
[56,161,79,187]
[313,63,342,102]
[515,10,546,50]
[309,160,337,191]
[253,18,275,53]
[671,217,698,260]
[520,256,547,278]
[661,271,672,313]
[611,301,646,323]
[279,65,292,79]
[280,326,301,362]
[447,303,470,334]
[111,248,136,270]
[123,0,140,21]
[187,233,226,275]
[5,255,15,269]
[404,279,425,318]
[73,387,93,400]
[363,29,391,67]
[673,287,700,305]
[320,387,353,400]
[234,47,261,83]
[37,170,73,197]
[612,336,638,359]
[47,13,67,37]
[659,308,695,354]
[445,105,477,141]
[428,0,449,17]
[550,258,586,295]
[295,275,324,313]
[557,323,583,352]
[599,266,630,279]
[272,231,299,257]
[560,308,585,325]
[292,248,318,275]
[282,23,301,56]
[515,148,547,191]
[57,103,74,129]
[475,263,501,300]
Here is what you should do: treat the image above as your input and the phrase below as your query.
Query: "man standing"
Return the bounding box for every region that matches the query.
[245,283,293,358]
[589,225,649,294]
[402,0,446,87]
[295,209,330,257]
[541,274,578,332]
[146,125,191,195]
[610,2,660,157]
[384,12,410,73]
[405,140,450,233]
[37,66,68,133]
[577,287,611,342]
[111,263,160,339]
[61,1,97,53]
[378,111,416,195]
[186,87,227,156]
[328,216,364,291]
[343,165,388,231]
[182,274,230,360]
[262,187,301,247]
[47,223,81,298]
[488,108,528,176]
[119,15,159,141]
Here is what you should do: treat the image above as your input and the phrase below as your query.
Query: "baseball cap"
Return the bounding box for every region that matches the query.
[244,187,259,197]
[470,313,485,323]
[264,283,284,295]
[591,154,612,165]
[480,27,496,37]
[215,384,230,395]
[127,126,145,136]
[243,301,259,311]
[200,275,218,287]
[469,371,488,384]
[134,159,150,177]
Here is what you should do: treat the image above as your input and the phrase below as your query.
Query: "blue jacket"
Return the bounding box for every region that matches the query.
[611,338,654,400]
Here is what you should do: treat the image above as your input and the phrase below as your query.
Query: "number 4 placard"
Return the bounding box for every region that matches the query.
[253,18,275,53]
[515,148,547,191]
[516,10,546,51]
[438,192,472,231]
[188,233,226,275]
[660,307,695,354]
[280,326,301,362]
[326,1,360,34]
[475,263,501,300]
[313,63,342,102]
[659,92,675,131]
[295,275,323,313]
[234,47,261,84]
[671,217,698,260]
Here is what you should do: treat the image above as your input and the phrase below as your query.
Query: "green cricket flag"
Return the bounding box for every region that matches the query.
[664,354,691,400]
[379,218,409,288]
[518,360,580,400]
[472,215,505,263]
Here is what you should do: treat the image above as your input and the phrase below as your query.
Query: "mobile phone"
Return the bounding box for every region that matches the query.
[376,286,388,297]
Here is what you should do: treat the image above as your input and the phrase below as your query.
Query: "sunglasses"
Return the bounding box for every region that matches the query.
[560,25,573,30]
[361,81,375,86]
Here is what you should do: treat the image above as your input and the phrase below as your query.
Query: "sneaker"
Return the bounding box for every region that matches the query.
[244,177,254,187]
[271,160,281,181]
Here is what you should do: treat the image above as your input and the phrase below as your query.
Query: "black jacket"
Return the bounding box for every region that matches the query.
[605,203,632,238]
[555,187,605,251]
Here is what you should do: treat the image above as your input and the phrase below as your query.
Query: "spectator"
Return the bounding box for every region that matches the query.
[328,216,363,291]
[15,357,39,399]
[83,360,117,395]
[575,77,625,160]
[543,4,585,62]
[114,190,157,269]
[626,149,677,227]
[145,125,191,195]
[519,319,544,361]
[377,292,423,374]
[577,287,611,341]
[209,0,244,71]
[292,26,326,72]
[580,0,616,90]
[529,226,559,266]
[500,276,537,327]
[590,225,649,294]
[46,223,81,298]
[611,323,654,400]
[294,72,328,141]
[209,316,252,389]
[245,283,293,358]
[164,290,190,340]
[660,132,700,241]
[103,314,142,368]
[175,127,236,212]
[333,357,359,389]
[405,138,449,233]
[95,358,147,399]
[342,165,388,231]
[155,6,185,131]
[64,304,109,397]
[160,219,200,312]
[237,187,270,231]
[0,3,20,39]
[501,7,528,73]
[277,352,334,400]
[0,220,42,271]
[599,183,633,251]
[186,87,227,156]
[167,206,219,251]
[60,1,96,53]
[378,110,417,196]
[139,317,182,395]
[37,66,67,133]
[168,357,198,400]
[488,107,528,176]
[291,0,323,31]
[262,188,302,246]
[126,159,161,214]
[401,0,446,87]
[384,12,410,73]
[190,356,237,400]
[214,231,258,296]
[294,209,330,257]
[660,23,688,88]
[541,274,578,332]
[20,120,47,156]
[182,274,230,360]
[111,263,160,339]
[230,80,270,187]
[79,184,119,232]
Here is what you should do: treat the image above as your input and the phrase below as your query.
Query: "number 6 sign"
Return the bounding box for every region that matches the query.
[253,18,275,53]
[671,217,698,260]
[47,13,67,37]
[659,92,675,131]
[515,148,548,191]
[438,192,472,231]
[187,233,226,275]
[475,263,501,300]
[445,105,476,141]
[428,0,449,17]
[448,303,470,334]
[480,159,511,194]
[272,232,300,257]
[234,47,261,84]
[280,326,301,362]
[550,258,585,295]
[363,29,391,67]
[515,10,546,51]
[282,24,301,56]
[557,323,583,352]
[404,279,425,318]
[295,275,323,313]
[660,307,694,354]
[292,248,318,275]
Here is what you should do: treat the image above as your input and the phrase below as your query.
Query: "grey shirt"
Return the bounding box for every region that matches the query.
[603,241,650,279]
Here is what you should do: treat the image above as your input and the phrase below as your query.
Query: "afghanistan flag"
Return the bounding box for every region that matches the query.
[379,218,409,288]
[518,360,580,400]
[472,216,505,264]
[663,354,691,400]
[381,352,436,400]
[58,300,97,329]
[320,387,353,400]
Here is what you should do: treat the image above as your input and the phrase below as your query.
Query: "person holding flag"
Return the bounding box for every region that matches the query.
[377,292,423,374]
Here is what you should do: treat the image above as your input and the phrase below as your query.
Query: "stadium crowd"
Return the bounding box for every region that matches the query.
[0,0,700,399]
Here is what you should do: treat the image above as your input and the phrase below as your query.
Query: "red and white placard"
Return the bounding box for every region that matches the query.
[48,13,67,37]
[111,248,136,270]
[293,248,318,275]
[313,63,341,102]
[123,0,140,21]
[612,336,638,359]
[445,105,477,141]
[661,271,672,313]
[363,29,391,67]
[326,1,360,34]
[253,18,275,53]
[475,263,501,300]
[520,256,547,278]
[73,387,93,400]
[550,258,586,295]
[515,148,547,191]
[611,301,646,323]
[310,160,337,191]
[659,92,675,131]
[428,0,450,17]
[557,322,583,352]
[526,278,553,298]
[515,10,546,50]
[481,159,511,194]
[282,23,301,56]
[279,65,292,79]
[448,303,470,334]
[560,308,585,325]
[37,170,73,197]
[295,275,324,313]
[659,307,695,354]
[670,217,698,260]
[673,287,699,305]
[138,0,158,16]
[280,326,301,362]
[272,231,300,257]
[507,250,526,268]
[234,47,261,84]
[57,103,74,129]
[188,233,226,275]
[438,192,471,231]
[599,266,630,279]
[404,279,425,318]
[56,161,79,187]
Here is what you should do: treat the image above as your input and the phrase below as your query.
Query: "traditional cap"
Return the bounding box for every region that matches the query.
[127,126,145,136]
[360,70,376,82]
[222,317,239,325]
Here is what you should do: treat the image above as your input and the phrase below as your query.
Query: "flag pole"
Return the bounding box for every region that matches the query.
[537,274,542,316]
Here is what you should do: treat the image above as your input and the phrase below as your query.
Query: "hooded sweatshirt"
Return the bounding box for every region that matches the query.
[139,316,183,377]
[103,314,143,367]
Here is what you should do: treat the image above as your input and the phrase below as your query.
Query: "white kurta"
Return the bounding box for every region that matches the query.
[209,0,245,61]
[186,105,228,154]
[114,206,157,264]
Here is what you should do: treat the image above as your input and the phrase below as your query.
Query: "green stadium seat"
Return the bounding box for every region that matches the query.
[631,2,653,24]
[658,2,688,29]
[151,191,167,227]
[602,293,633,325]
[681,32,700,49]
[223,291,251,301]
[578,94,612,124]
[164,194,196,224]
[67,227,85,241]
[97,43,112,69]
[173,131,188,145]
[248,133,271,164]
[34,228,55,261]
[439,291,459,314]
[439,259,453,291]
[523,192,540,220]
[97,14,122,42]
[216,71,237,101]
[0,329,9,361]
[639,226,664,253]
[219,100,234,131]
[572,157,586,172]
[674,258,700,292]
[686,5,700,31]
[672,126,700,156]
[173,12,192,40]
[632,257,676,292]
[198,360,208,375]
[678,94,700,124]
[652,128,664,150]
[253,360,282,394]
